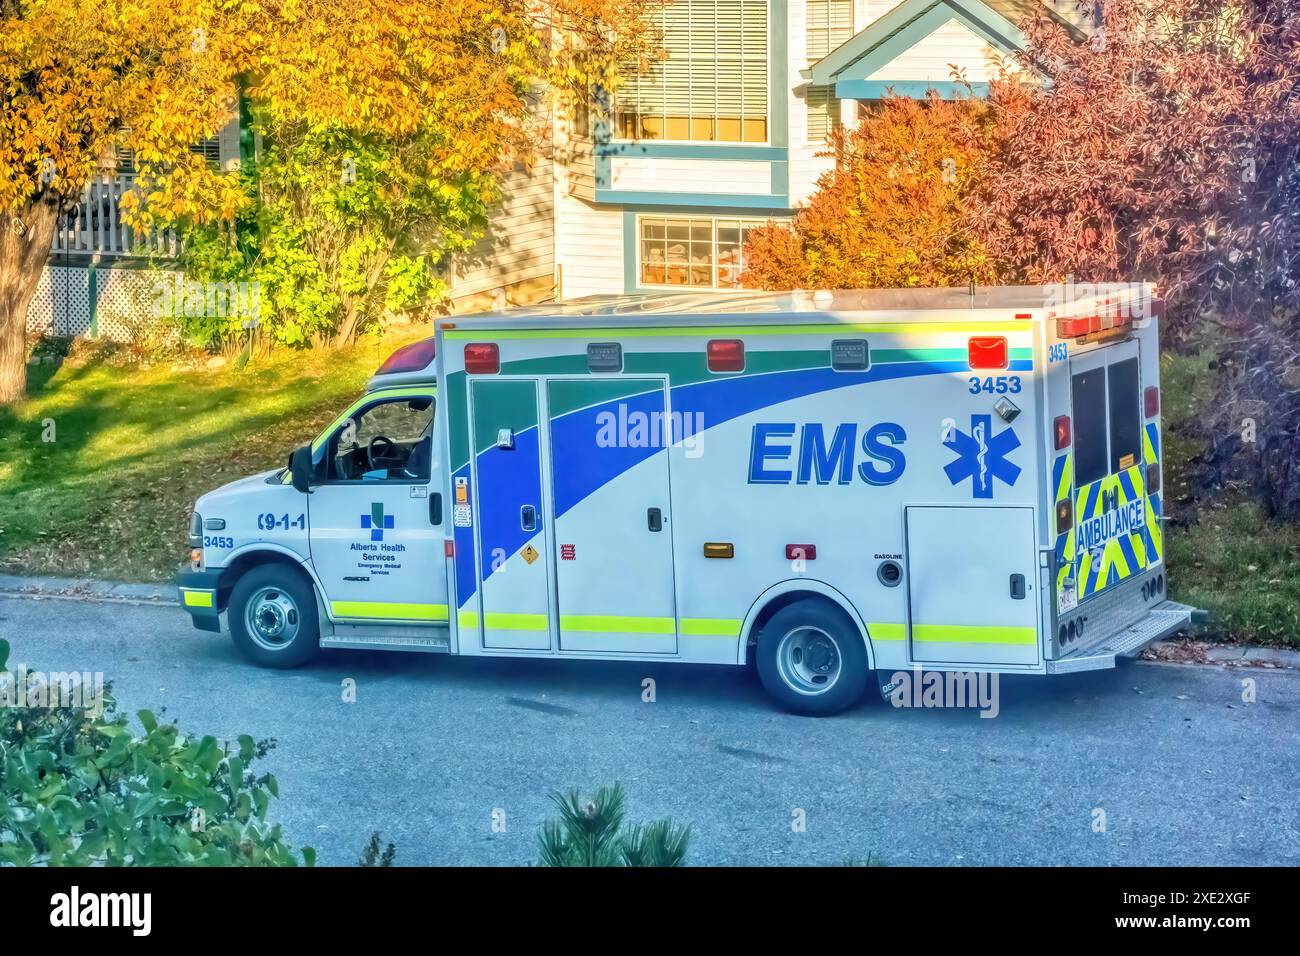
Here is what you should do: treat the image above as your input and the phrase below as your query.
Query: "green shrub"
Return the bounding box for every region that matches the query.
[0,639,312,866]
[538,783,690,867]
[358,831,396,867]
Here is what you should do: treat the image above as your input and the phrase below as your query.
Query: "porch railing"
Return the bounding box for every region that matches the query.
[50,173,181,259]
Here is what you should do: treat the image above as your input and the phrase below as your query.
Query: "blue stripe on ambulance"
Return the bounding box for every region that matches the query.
[455,356,1032,610]
[549,388,666,516]
[452,464,478,609]
[474,426,545,588]
[550,358,1032,518]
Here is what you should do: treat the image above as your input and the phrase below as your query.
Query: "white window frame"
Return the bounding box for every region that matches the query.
[804,0,855,63]
[634,214,769,291]
[805,85,843,145]
[612,0,773,147]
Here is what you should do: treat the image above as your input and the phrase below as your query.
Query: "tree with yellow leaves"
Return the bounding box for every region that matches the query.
[0,0,661,400]
[0,0,244,402]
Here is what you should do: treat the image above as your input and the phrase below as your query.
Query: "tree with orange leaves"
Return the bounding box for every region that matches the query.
[0,0,661,400]
[741,93,998,292]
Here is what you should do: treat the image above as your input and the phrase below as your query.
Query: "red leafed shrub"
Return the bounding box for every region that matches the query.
[741,93,999,291]
[976,0,1300,515]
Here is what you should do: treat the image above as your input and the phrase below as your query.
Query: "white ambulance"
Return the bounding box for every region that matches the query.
[178,285,1198,714]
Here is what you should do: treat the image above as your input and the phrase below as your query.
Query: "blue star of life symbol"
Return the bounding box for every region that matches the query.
[943,414,1021,499]
[361,502,394,541]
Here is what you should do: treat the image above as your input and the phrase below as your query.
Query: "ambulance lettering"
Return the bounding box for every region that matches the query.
[1076,488,1147,559]
[747,422,907,486]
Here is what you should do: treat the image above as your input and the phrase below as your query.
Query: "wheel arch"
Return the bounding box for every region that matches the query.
[738,579,876,671]
[214,545,319,612]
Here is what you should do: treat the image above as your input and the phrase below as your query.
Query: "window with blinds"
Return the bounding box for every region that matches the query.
[190,136,222,167]
[806,85,842,142]
[616,0,769,143]
[116,135,221,173]
[805,0,853,60]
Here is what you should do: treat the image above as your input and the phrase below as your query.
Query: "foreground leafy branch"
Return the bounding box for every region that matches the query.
[0,639,311,866]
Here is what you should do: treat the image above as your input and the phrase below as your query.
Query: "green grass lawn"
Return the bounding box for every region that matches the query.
[0,332,422,582]
[1161,349,1300,647]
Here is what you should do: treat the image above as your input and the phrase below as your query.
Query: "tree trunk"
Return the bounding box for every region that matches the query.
[0,198,59,403]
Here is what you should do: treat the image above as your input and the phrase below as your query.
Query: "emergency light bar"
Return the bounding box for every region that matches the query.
[376,337,436,375]
[1055,295,1163,339]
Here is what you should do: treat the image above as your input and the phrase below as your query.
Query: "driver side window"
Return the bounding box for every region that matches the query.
[328,396,435,482]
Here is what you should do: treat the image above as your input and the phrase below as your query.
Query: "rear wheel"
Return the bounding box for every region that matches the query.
[756,599,870,715]
[228,565,320,668]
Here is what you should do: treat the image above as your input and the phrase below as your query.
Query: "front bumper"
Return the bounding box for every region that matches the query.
[1046,600,1200,674]
[177,567,223,633]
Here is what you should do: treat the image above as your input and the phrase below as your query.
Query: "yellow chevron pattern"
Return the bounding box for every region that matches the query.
[1075,463,1148,598]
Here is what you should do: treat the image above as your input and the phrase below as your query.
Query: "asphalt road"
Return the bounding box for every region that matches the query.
[4,593,1298,866]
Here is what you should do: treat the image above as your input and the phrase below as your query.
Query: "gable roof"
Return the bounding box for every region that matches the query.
[804,0,1085,98]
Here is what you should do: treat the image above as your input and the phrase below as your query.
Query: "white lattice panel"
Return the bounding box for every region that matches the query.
[96,268,173,342]
[27,264,181,343]
[26,266,90,338]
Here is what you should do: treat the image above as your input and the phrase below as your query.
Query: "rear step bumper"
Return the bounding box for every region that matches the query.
[1046,600,1200,674]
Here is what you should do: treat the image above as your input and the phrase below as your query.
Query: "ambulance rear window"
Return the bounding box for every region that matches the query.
[1072,368,1108,486]
[1108,357,1142,472]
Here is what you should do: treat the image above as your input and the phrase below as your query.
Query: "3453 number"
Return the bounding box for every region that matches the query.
[968,376,1022,395]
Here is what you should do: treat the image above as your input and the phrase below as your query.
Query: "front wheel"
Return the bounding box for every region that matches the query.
[755,599,870,716]
[228,565,320,668]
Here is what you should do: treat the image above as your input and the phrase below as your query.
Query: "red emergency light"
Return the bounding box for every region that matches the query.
[707,339,745,372]
[464,343,500,374]
[1057,308,1134,339]
[968,336,1008,370]
[1144,386,1160,418]
[1054,415,1072,450]
[377,338,436,375]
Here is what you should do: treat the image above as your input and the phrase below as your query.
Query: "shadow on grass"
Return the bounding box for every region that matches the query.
[0,347,373,580]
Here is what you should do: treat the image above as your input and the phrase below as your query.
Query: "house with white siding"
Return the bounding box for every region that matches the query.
[552,0,1088,299]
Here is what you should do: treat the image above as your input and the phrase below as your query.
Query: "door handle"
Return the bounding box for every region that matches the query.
[647,507,663,532]
[1010,573,1027,600]
[520,504,537,532]
[430,492,442,526]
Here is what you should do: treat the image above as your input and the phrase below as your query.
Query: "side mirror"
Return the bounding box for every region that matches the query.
[289,445,315,494]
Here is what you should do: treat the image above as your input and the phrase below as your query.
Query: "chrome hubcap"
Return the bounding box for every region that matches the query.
[776,625,842,696]
[246,586,300,651]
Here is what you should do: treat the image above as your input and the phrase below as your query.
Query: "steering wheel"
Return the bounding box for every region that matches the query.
[366,435,400,472]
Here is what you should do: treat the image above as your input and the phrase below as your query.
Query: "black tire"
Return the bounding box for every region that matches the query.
[227,564,320,668]
[755,599,871,716]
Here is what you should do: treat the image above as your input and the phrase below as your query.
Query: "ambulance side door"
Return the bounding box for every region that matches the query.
[307,390,448,625]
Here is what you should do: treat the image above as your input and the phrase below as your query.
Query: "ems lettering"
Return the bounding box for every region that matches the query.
[748,422,907,486]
